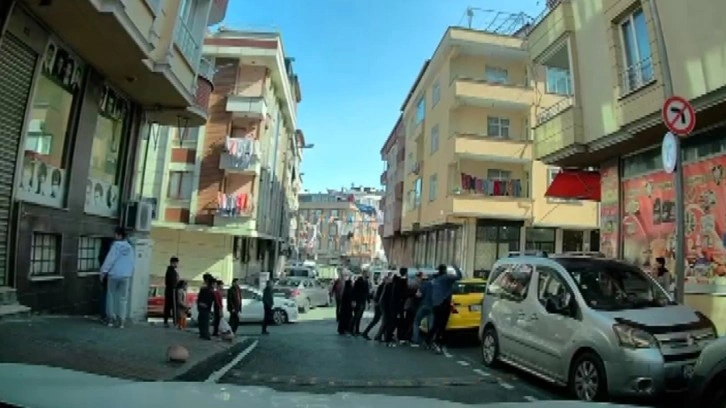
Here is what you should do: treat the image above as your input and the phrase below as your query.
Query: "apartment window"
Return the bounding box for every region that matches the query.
[619,8,654,93]
[430,125,440,154]
[431,80,441,107]
[487,169,511,180]
[167,171,194,200]
[487,117,510,138]
[172,127,199,148]
[30,233,60,276]
[545,67,572,95]
[414,178,422,207]
[77,236,103,273]
[485,66,509,84]
[428,174,438,202]
[415,96,425,124]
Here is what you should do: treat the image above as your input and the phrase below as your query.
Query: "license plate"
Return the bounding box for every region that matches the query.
[683,364,695,378]
[469,305,481,312]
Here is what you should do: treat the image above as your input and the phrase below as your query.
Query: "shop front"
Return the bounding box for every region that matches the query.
[6,7,142,313]
[411,225,462,269]
[472,220,522,278]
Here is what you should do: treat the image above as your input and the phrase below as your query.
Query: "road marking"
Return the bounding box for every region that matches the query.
[204,339,259,383]
[524,396,538,402]
[443,349,453,358]
[456,360,470,367]
[499,381,515,390]
[473,368,491,377]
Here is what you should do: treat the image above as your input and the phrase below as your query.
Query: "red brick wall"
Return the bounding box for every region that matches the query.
[165,208,190,223]
[170,148,195,164]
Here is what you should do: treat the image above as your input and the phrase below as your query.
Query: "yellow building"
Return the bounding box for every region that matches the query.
[397,26,599,276]
[529,0,726,331]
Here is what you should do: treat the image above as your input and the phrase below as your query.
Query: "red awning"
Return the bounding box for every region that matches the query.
[545,169,601,202]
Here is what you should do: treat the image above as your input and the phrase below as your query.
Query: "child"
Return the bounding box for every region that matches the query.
[175,280,189,330]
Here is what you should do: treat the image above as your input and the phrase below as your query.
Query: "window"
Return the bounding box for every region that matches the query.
[431,80,440,106]
[430,125,439,154]
[415,96,425,124]
[487,117,510,138]
[485,66,509,84]
[486,263,532,302]
[167,171,194,200]
[620,8,654,93]
[537,265,576,316]
[414,178,422,207]
[525,227,556,253]
[77,236,103,273]
[428,174,438,201]
[30,233,60,276]
[487,169,511,180]
[545,67,572,95]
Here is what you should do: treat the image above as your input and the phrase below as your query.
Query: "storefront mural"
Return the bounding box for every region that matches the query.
[17,156,66,207]
[600,161,620,258]
[85,177,120,218]
[622,155,726,287]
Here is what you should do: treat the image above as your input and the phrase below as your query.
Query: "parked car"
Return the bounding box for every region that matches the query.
[273,277,330,312]
[421,277,487,335]
[689,334,726,407]
[479,254,717,402]
[146,285,197,319]
[190,285,298,326]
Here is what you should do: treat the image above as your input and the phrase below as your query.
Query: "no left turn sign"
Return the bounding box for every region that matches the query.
[662,95,696,136]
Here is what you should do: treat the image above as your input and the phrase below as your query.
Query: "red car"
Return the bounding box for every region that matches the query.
[147,285,197,318]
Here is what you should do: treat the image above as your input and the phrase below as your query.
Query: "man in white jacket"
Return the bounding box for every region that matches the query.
[101,227,135,328]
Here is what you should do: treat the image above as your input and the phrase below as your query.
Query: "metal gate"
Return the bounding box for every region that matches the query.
[0,34,36,286]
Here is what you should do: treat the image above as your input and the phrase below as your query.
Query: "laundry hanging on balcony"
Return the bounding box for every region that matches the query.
[224,136,260,168]
[216,192,251,216]
[460,173,522,197]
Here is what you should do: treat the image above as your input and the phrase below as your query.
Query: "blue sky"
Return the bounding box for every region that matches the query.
[223,0,541,192]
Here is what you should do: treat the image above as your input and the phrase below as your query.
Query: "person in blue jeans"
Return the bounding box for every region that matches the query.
[426,264,463,353]
[411,275,434,347]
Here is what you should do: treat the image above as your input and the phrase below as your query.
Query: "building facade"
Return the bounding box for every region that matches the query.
[391,25,599,277]
[529,0,726,330]
[136,29,303,285]
[380,116,406,266]
[0,0,227,315]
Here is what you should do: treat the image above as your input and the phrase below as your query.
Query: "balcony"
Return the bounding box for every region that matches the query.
[453,133,532,163]
[226,94,268,120]
[450,193,533,220]
[208,0,229,26]
[452,77,531,111]
[533,97,585,162]
[528,0,576,62]
[173,20,201,70]
[380,170,387,185]
[219,152,261,174]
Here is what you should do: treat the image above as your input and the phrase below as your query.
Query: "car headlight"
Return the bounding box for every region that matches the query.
[613,324,658,349]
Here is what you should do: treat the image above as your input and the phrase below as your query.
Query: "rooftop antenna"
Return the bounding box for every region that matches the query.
[466,7,474,29]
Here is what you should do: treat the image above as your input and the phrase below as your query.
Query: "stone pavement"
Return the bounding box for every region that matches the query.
[0,315,251,381]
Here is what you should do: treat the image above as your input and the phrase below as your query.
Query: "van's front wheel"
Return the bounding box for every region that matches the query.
[480,327,499,367]
[569,352,608,402]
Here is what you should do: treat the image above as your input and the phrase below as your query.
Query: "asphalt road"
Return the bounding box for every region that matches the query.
[218,306,560,405]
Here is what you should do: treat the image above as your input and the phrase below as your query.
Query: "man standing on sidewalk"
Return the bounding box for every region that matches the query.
[227,279,242,333]
[261,279,274,335]
[163,257,179,328]
[100,227,135,328]
[350,272,370,336]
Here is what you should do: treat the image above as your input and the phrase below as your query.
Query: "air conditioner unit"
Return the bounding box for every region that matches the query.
[124,201,153,232]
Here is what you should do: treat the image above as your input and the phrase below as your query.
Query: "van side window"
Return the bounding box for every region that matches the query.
[486,264,510,297]
[486,263,533,302]
[537,265,576,317]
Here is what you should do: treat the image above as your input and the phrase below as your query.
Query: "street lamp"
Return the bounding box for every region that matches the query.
[302,143,314,149]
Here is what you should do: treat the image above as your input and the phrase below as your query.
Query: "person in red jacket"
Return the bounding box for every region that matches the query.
[212,280,224,336]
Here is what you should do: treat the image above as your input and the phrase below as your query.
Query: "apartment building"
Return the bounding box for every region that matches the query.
[0,0,227,315]
[528,0,726,329]
[380,116,407,266]
[396,24,599,276]
[298,188,383,267]
[136,29,303,285]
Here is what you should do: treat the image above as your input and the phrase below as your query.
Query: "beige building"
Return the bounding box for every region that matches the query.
[529,0,726,331]
[397,25,599,276]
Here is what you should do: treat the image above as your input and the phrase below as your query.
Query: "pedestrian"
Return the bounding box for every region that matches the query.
[164,256,180,328]
[411,274,434,347]
[384,267,408,346]
[261,279,274,335]
[100,227,135,329]
[401,271,424,343]
[175,280,189,330]
[654,257,672,295]
[426,264,463,353]
[212,280,224,337]
[331,274,344,321]
[197,274,215,340]
[350,272,369,335]
[227,278,242,333]
[361,275,387,340]
[337,279,354,335]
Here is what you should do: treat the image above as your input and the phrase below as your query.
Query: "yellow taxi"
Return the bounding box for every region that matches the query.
[422,278,487,334]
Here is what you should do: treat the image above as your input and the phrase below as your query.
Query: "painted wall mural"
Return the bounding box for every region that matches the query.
[600,161,620,258]
[621,155,726,289]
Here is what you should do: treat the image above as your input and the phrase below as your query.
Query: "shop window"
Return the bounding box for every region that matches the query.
[562,230,584,252]
[474,225,521,275]
[77,236,103,272]
[453,228,462,266]
[18,40,84,208]
[85,85,129,218]
[30,232,60,276]
[525,227,556,253]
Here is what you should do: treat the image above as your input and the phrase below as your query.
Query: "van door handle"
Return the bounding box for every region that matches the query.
[516,311,526,318]
[529,314,538,321]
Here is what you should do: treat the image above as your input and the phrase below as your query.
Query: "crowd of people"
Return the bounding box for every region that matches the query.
[331,264,463,353]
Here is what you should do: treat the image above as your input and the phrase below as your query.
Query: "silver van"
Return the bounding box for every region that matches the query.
[478,255,717,402]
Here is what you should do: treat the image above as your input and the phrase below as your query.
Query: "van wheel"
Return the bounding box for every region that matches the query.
[480,327,500,367]
[569,352,608,401]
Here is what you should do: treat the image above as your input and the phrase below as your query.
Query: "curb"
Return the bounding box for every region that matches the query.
[171,337,255,382]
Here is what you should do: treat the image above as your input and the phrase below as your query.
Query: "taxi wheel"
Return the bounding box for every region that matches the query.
[480,327,499,367]
[569,352,608,402]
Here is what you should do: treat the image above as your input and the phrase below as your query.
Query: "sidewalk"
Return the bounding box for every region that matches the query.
[0,315,248,381]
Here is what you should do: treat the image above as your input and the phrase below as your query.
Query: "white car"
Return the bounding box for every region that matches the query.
[191,285,298,326]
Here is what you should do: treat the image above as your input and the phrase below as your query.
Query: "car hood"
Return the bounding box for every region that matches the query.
[0,364,642,408]
[601,304,703,328]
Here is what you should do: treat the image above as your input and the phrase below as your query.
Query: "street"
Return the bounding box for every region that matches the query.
[217,306,561,405]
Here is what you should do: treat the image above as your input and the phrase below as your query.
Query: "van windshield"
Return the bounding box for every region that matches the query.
[556,258,675,311]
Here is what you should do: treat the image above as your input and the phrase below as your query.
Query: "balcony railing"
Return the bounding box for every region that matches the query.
[198,57,215,81]
[173,20,201,66]
[620,56,655,95]
[536,96,574,125]
[451,177,529,199]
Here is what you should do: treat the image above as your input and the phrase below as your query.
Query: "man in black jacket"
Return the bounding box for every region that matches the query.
[361,277,386,340]
[350,273,370,335]
[163,257,179,327]
[383,267,408,346]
